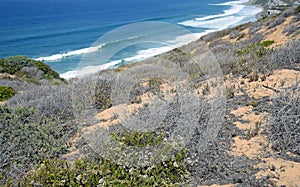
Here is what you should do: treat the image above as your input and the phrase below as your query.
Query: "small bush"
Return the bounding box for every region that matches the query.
[94,80,112,111]
[267,89,300,159]
[148,77,162,94]
[237,40,275,57]
[129,77,163,102]
[0,56,62,81]
[0,106,73,183]
[270,39,300,67]
[267,17,285,29]
[229,30,243,40]
[111,129,163,147]
[282,24,299,36]
[282,9,294,18]
[247,121,262,138]
[248,25,262,35]
[19,128,189,186]
[248,71,259,82]
[0,86,15,101]
[226,85,235,99]
[20,149,188,187]
[247,100,258,107]
[295,5,300,14]
[0,56,34,75]
[34,61,60,79]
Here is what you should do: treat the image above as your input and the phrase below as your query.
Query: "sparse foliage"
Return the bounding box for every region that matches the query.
[267,88,300,159]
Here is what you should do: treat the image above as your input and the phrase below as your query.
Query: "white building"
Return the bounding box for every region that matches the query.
[268,9,282,15]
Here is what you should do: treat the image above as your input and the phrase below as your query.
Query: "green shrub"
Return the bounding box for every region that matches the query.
[237,40,275,57]
[0,56,61,81]
[0,86,15,101]
[20,149,188,187]
[247,100,258,107]
[148,77,162,94]
[226,85,235,99]
[0,56,34,74]
[34,61,60,79]
[111,129,163,147]
[295,5,300,14]
[94,80,112,110]
[0,106,71,183]
[114,62,141,72]
[18,129,189,186]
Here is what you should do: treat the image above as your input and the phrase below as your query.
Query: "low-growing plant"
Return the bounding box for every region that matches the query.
[0,56,34,75]
[114,62,141,72]
[202,83,210,95]
[247,121,262,138]
[148,77,162,94]
[111,129,163,147]
[237,40,275,57]
[229,30,244,40]
[266,89,300,159]
[130,96,142,104]
[226,84,235,99]
[34,61,60,79]
[270,39,300,67]
[18,130,189,186]
[295,5,300,14]
[282,24,299,36]
[0,56,63,82]
[0,86,15,101]
[248,24,262,35]
[247,100,258,107]
[0,106,74,184]
[94,79,112,111]
[267,17,285,29]
[129,77,163,101]
[248,70,259,82]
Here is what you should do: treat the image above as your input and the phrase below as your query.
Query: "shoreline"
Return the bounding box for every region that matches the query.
[61,0,265,80]
[246,0,267,19]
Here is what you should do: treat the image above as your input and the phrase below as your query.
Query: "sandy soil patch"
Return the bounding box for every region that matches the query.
[230,106,268,159]
[255,158,300,187]
[0,73,16,79]
[228,68,300,186]
[198,184,235,187]
[263,16,295,46]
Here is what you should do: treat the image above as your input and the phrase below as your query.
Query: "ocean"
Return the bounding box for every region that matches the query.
[0,0,262,79]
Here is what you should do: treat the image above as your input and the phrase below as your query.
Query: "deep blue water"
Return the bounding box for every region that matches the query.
[0,0,261,78]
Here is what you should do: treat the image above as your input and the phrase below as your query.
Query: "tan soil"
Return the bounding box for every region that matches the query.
[227,68,300,186]
[0,73,16,79]
[262,16,300,46]
[255,158,300,187]
[230,106,269,159]
[198,185,235,187]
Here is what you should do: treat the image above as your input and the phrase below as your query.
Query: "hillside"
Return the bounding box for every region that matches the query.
[1,5,300,187]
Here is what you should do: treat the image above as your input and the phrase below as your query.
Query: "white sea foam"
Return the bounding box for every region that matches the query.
[195,1,244,21]
[181,16,246,29]
[60,59,122,79]
[34,44,106,61]
[179,0,254,29]
[34,36,140,62]
[60,32,204,79]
